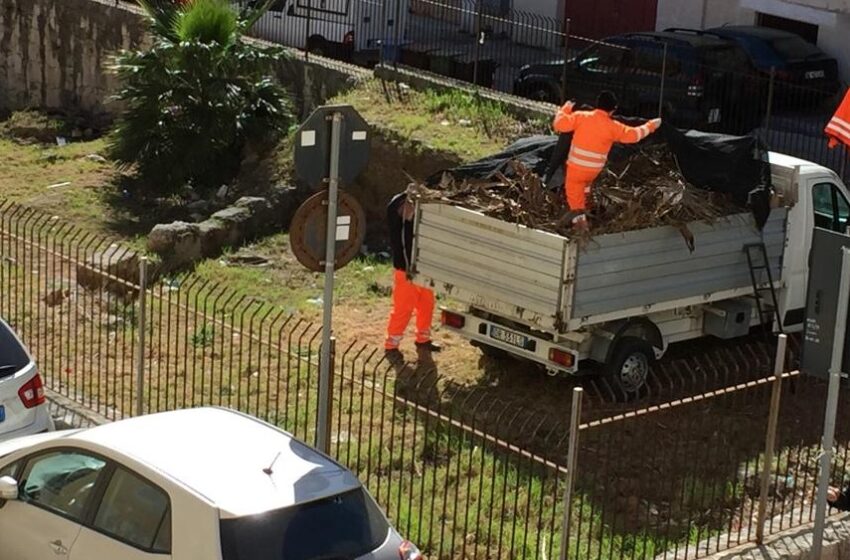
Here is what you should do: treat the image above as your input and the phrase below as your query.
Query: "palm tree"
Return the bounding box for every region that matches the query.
[110,0,293,196]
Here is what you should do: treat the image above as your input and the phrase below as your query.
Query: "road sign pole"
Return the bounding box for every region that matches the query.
[812,246,850,558]
[316,111,344,454]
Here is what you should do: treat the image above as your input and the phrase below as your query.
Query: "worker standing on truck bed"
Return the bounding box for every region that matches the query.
[384,192,441,366]
[553,91,662,230]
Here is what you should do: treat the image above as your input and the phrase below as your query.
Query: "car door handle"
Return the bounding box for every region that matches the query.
[49,539,69,555]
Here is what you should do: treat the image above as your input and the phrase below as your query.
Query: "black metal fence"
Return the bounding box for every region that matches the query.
[4,201,850,558]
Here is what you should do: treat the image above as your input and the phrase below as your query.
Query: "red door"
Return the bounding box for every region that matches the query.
[564,0,658,39]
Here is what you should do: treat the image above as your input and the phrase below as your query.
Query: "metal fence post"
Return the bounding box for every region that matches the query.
[472,0,483,88]
[560,18,571,103]
[323,336,337,453]
[812,247,850,558]
[135,257,148,418]
[756,333,787,543]
[764,67,776,138]
[559,386,583,560]
[658,42,668,117]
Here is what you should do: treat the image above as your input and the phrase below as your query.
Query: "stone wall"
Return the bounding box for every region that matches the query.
[0,0,148,117]
[0,0,367,119]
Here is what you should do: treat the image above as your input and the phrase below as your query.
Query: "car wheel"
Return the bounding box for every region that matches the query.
[606,337,653,401]
[307,36,329,58]
[521,82,560,104]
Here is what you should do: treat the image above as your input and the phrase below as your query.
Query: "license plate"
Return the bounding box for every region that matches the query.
[708,108,721,124]
[489,325,530,350]
[805,70,825,79]
[0,405,5,424]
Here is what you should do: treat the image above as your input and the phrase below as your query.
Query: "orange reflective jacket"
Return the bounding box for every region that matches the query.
[826,89,850,149]
[553,103,659,171]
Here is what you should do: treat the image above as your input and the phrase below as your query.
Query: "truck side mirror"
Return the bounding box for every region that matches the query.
[0,476,19,503]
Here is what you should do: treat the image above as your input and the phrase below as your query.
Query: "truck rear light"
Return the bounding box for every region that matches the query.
[399,540,422,560]
[688,73,704,97]
[18,373,46,408]
[441,311,465,329]
[549,348,575,369]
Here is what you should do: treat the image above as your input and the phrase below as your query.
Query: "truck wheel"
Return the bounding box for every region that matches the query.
[606,337,653,400]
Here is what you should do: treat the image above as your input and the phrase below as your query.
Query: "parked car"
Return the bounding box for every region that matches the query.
[513,31,759,132]
[702,26,840,101]
[0,319,53,443]
[0,407,421,559]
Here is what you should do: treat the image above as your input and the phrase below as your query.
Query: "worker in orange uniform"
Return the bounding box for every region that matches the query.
[384,192,441,366]
[553,91,662,229]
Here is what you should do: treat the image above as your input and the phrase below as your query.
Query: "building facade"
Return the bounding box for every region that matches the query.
[655,0,850,81]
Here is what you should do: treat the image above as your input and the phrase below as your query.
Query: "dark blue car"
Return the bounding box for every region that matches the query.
[704,26,839,100]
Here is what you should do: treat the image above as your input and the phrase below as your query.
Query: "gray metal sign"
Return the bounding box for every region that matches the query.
[801,227,850,378]
[289,190,366,273]
[294,105,371,189]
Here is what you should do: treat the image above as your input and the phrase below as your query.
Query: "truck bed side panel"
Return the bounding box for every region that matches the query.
[572,210,788,318]
[414,204,569,331]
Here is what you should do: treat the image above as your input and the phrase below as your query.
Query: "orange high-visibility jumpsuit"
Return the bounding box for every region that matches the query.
[384,270,435,350]
[553,103,661,213]
[826,88,850,149]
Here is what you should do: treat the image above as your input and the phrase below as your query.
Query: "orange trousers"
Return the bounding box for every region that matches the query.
[564,165,602,211]
[385,270,435,350]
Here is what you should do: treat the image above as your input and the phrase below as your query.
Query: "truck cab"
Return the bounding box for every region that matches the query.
[771,153,850,332]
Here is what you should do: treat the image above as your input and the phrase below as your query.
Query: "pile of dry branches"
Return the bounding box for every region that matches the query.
[410,146,743,242]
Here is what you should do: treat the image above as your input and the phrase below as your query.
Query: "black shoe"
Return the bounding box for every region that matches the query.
[384,349,405,366]
[415,341,443,353]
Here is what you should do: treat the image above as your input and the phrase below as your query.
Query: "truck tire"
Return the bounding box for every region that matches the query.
[606,337,653,401]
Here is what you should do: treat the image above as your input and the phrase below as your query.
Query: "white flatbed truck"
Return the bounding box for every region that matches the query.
[410,153,850,395]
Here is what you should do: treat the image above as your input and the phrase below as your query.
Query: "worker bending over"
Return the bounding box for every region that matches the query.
[553,91,662,229]
[384,192,441,366]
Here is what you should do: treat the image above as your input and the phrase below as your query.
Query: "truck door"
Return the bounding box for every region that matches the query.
[781,177,850,330]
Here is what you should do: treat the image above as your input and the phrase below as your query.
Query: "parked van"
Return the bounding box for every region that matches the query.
[248,0,409,64]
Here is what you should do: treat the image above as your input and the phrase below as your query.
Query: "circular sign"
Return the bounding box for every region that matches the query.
[290,190,367,272]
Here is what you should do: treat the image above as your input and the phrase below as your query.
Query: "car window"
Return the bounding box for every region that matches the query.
[20,451,106,520]
[219,487,390,560]
[577,43,625,75]
[770,36,820,60]
[703,46,751,73]
[0,461,18,479]
[0,321,29,379]
[813,182,850,233]
[628,44,682,77]
[93,468,171,553]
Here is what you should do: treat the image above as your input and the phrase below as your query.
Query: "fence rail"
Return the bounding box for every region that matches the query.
[3,202,850,558]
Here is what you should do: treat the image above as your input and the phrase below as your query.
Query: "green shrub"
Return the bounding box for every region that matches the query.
[109,0,293,196]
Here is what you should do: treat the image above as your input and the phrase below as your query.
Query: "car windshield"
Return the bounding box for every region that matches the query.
[770,36,820,59]
[219,487,390,560]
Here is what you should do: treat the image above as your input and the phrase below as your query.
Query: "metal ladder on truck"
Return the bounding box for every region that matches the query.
[744,243,784,335]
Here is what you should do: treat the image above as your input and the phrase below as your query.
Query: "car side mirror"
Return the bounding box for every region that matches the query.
[0,476,19,502]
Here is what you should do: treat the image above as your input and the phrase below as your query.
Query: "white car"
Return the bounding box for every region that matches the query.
[0,319,54,442]
[0,407,422,560]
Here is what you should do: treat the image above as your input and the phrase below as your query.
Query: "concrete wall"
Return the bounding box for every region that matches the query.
[0,0,148,117]
[0,0,366,119]
[655,0,850,83]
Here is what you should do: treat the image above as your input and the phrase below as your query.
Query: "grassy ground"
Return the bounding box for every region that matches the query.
[331,80,548,161]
